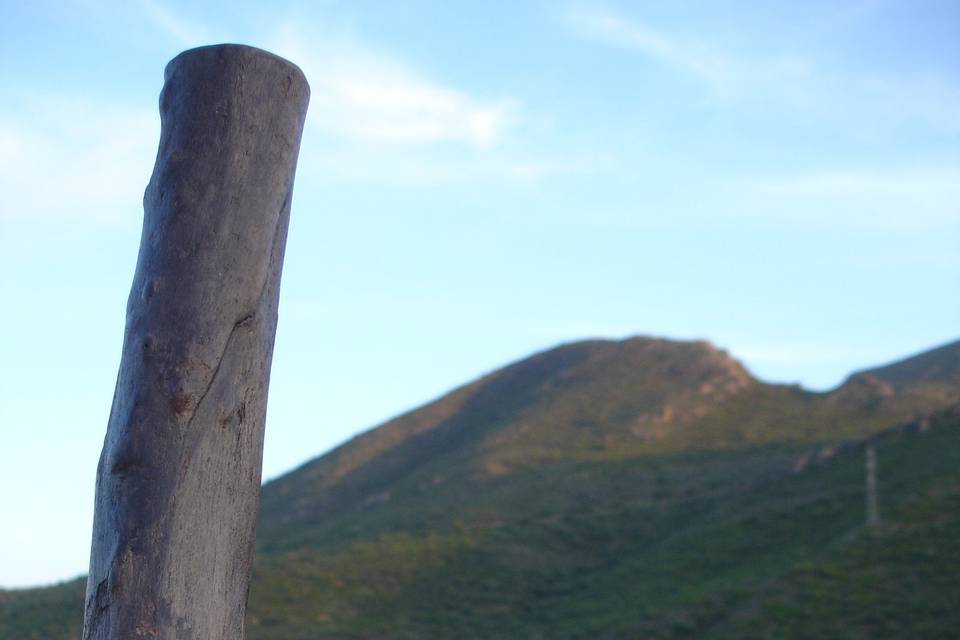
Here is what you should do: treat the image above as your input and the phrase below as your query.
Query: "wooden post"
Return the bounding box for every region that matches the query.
[866,444,879,528]
[82,45,309,640]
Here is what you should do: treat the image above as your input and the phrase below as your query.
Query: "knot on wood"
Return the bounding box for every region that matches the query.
[171,390,193,416]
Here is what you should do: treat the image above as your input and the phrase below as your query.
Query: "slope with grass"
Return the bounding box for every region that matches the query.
[3,337,959,639]
[255,337,960,554]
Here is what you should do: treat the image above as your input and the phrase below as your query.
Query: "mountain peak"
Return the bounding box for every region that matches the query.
[262,336,757,516]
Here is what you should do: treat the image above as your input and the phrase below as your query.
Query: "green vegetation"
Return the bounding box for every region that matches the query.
[0,578,84,640]
[3,337,959,638]
[245,412,960,639]
[713,425,960,639]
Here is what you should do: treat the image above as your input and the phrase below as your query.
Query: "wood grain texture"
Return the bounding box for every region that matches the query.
[82,44,309,640]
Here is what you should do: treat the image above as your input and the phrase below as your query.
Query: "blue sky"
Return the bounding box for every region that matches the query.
[1,0,957,588]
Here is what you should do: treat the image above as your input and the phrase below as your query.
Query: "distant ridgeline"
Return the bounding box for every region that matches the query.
[4,337,960,639]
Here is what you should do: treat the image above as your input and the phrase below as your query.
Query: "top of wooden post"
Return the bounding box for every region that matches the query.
[164,43,309,90]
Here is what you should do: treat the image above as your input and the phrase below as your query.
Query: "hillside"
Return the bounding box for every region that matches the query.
[3,336,959,639]
[247,407,960,639]
[256,337,958,553]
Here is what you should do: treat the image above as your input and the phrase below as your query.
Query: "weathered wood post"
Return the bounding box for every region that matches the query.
[82,45,309,640]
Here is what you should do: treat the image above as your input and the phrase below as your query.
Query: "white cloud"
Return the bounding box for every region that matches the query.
[0,5,594,227]
[303,146,610,186]
[731,343,852,367]
[565,5,960,133]
[742,168,960,229]
[0,94,157,226]
[263,23,605,185]
[568,9,719,81]
[131,5,594,185]
[136,2,521,149]
[270,24,519,149]
[724,341,877,390]
[751,169,960,198]
[564,5,811,104]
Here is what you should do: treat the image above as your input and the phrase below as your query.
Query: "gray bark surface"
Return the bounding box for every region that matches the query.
[82,44,309,640]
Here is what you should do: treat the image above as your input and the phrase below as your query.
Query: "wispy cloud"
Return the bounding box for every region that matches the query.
[139,2,520,149]
[732,343,854,368]
[742,168,960,229]
[264,22,604,184]
[271,24,519,149]
[751,169,960,199]
[304,147,611,186]
[564,5,811,103]
[725,341,875,389]
[564,5,960,133]
[131,5,599,185]
[0,93,156,226]
[0,11,587,229]
[0,1,213,227]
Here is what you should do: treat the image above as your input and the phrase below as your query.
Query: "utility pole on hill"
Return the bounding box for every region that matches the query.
[82,45,309,640]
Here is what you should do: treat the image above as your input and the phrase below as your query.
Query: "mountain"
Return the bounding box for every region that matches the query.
[3,336,959,639]
[256,337,957,553]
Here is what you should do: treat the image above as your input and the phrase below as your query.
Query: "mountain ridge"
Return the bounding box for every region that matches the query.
[272,333,960,473]
[256,335,960,554]
[265,335,959,502]
[4,335,959,639]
